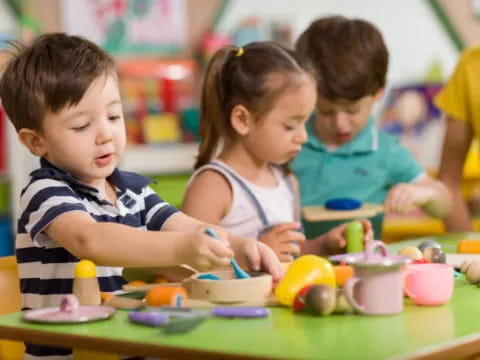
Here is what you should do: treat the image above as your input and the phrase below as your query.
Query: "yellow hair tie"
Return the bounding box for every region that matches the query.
[236,47,244,57]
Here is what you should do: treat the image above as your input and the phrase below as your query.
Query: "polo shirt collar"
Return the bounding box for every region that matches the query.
[34,157,153,195]
[306,116,378,155]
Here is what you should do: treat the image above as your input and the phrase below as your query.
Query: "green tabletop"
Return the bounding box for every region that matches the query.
[2,234,480,359]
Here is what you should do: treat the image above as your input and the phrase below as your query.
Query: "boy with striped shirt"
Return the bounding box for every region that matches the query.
[0,33,281,359]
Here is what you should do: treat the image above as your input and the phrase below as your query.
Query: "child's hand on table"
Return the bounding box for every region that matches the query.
[197,225,284,282]
[177,228,234,271]
[258,222,306,262]
[316,219,373,254]
[227,233,284,283]
[384,183,436,214]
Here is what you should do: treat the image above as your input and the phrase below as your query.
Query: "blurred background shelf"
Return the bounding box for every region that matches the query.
[120,143,198,175]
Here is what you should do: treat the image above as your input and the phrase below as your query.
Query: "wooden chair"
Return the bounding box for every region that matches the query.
[0,256,24,360]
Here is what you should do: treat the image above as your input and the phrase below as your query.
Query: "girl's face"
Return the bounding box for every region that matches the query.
[243,74,317,165]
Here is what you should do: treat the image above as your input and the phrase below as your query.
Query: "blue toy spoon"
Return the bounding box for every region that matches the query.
[204,228,250,279]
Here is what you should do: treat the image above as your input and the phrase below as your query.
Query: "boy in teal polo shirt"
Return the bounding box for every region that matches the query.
[292,16,451,240]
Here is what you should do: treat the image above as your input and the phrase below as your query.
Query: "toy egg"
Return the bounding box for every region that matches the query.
[334,288,352,314]
[465,260,480,284]
[398,246,423,261]
[304,284,336,316]
[423,247,446,264]
[461,260,470,274]
[417,240,441,253]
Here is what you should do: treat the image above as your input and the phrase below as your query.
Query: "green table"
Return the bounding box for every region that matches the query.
[2,234,480,360]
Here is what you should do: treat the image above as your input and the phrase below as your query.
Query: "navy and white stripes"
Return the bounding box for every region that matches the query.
[17,158,178,358]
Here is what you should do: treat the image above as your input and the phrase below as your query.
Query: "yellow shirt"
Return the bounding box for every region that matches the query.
[435,45,480,140]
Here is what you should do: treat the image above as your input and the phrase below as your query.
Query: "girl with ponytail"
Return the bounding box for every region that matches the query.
[183,41,372,261]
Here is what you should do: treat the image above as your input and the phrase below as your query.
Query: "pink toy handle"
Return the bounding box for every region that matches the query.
[403,270,418,299]
[60,294,79,314]
[365,240,388,261]
[344,277,365,314]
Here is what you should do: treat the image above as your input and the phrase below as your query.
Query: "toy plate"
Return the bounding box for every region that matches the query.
[23,305,116,324]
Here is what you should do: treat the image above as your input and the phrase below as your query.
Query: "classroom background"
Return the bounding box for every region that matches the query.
[0,0,477,257]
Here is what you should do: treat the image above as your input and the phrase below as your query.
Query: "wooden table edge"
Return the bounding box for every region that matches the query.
[0,323,286,360]
[393,333,480,360]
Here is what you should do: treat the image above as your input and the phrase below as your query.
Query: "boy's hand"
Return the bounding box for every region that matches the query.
[317,219,373,254]
[177,229,233,271]
[384,183,435,214]
[258,222,306,262]
[229,234,283,282]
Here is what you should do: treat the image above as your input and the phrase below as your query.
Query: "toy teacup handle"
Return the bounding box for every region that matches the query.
[403,270,419,299]
[344,277,366,314]
[365,240,388,261]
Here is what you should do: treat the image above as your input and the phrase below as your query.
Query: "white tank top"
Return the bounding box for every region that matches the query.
[188,160,297,240]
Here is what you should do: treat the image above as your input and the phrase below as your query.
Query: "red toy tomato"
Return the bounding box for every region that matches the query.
[411,258,430,265]
[292,284,315,312]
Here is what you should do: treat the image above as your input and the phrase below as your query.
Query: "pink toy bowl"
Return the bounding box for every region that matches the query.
[404,263,454,306]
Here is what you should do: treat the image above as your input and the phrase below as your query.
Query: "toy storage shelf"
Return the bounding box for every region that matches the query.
[120,143,198,175]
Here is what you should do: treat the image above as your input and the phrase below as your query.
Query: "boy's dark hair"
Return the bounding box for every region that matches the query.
[196,41,315,169]
[296,15,388,101]
[0,33,115,132]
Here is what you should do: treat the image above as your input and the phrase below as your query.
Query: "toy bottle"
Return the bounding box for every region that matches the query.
[73,260,101,306]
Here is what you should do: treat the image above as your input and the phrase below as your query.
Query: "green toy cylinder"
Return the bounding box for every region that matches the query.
[346,220,364,253]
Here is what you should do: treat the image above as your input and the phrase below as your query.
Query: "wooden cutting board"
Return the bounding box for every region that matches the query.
[302,203,384,221]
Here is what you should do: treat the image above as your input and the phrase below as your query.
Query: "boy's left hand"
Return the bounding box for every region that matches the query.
[320,219,373,254]
[384,183,435,214]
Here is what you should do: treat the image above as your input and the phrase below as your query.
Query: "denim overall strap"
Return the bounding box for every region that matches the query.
[209,161,270,228]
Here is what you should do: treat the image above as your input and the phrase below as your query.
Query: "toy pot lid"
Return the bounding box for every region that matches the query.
[330,241,411,271]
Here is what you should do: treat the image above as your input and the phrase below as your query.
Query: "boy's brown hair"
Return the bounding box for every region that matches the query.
[0,33,115,132]
[296,15,388,101]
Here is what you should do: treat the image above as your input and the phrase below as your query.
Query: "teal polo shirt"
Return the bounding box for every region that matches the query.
[291,117,424,239]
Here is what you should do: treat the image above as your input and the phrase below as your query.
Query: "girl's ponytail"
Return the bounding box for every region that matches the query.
[195,45,237,169]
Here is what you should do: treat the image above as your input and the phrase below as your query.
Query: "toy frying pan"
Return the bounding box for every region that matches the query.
[23,295,116,324]
[302,203,384,222]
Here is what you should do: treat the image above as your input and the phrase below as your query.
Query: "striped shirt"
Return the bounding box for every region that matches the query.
[17,157,178,358]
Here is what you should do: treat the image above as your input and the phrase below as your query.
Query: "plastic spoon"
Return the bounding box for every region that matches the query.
[204,228,250,279]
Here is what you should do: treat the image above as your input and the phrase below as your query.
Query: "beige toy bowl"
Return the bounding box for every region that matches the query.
[183,270,272,304]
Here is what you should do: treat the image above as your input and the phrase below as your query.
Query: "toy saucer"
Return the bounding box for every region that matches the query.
[23,294,116,324]
[330,241,410,270]
[329,252,364,264]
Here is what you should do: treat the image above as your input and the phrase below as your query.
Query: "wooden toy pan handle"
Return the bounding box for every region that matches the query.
[123,265,198,283]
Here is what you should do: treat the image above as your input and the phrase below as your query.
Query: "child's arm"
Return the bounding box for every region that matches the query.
[437,116,473,231]
[182,170,231,224]
[384,174,452,218]
[45,211,233,270]
[247,173,306,261]
[300,220,373,256]
[182,170,282,279]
